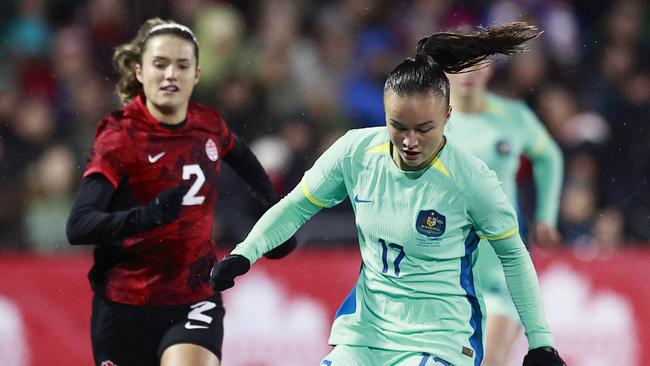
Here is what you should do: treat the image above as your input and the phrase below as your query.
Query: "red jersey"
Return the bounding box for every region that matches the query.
[84,96,234,306]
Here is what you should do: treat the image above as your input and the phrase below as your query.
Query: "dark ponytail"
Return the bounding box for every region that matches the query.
[385,22,543,104]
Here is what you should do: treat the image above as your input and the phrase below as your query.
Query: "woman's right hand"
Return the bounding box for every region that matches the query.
[210,254,251,291]
[523,347,566,366]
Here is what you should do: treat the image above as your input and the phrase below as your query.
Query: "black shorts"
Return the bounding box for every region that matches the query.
[91,293,224,366]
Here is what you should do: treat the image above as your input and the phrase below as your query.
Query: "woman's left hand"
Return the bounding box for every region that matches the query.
[534,222,561,247]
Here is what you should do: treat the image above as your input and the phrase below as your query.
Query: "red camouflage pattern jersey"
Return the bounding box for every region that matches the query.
[84,95,234,306]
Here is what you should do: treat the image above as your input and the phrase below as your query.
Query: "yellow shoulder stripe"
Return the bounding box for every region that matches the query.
[480,227,519,241]
[364,141,451,178]
[300,179,328,207]
[484,102,504,117]
[431,157,451,178]
[365,142,390,154]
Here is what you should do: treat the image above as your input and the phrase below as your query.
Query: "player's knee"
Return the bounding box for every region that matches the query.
[484,345,512,366]
[160,343,220,366]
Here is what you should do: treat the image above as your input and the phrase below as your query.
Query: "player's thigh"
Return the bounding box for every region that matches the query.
[157,294,225,364]
[484,313,521,366]
[91,294,161,366]
[320,345,373,365]
[481,265,521,364]
[160,343,219,366]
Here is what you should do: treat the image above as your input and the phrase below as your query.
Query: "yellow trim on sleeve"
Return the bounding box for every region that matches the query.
[365,142,390,154]
[529,133,548,158]
[300,178,328,207]
[480,227,519,241]
[431,156,451,178]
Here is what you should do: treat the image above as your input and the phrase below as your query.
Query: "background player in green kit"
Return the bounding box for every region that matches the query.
[211,22,565,366]
[445,56,564,366]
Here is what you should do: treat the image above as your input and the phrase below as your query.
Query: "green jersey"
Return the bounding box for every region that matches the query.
[444,94,563,320]
[232,127,554,366]
[445,92,563,225]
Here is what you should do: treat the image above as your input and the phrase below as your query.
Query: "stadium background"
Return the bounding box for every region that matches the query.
[0,0,648,365]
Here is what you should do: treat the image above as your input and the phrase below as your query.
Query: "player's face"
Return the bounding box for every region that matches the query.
[136,34,200,120]
[446,65,493,99]
[385,90,451,170]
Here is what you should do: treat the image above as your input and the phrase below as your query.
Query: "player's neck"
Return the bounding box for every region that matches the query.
[391,137,446,172]
[450,92,485,115]
[146,100,188,125]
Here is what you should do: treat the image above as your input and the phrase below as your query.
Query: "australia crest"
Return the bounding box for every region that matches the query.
[416,210,446,237]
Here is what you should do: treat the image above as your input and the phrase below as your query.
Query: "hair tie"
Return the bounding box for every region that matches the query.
[143,23,198,46]
[415,53,436,66]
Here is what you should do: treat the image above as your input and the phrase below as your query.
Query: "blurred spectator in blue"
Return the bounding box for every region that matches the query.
[335,0,399,127]
[5,0,50,59]
[341,27,394,127]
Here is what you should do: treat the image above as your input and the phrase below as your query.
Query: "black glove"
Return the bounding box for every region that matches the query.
[142,185,186,226]
[210,254,251,291]
[523,347,566,366]
[263,236,298,259]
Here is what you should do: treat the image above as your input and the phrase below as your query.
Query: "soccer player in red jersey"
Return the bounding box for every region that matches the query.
[66,18,295,366]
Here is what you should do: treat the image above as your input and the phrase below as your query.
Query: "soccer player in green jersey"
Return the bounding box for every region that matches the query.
[445,54,564,366]
[211,22,565,366]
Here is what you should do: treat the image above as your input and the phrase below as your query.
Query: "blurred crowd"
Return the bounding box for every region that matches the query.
[0,0,648,252]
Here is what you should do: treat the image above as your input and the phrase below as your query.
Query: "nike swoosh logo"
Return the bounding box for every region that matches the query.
[148,152,166,163]
[184,321,209,330]
[354,195,372,203]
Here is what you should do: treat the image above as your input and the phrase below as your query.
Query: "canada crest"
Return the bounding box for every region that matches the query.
[416,210,446,237]
[205,138,219,161]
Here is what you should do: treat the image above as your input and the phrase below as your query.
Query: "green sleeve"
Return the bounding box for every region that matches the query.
[490,234,555,349]
[299,131,351,208]
[467,162,520,240]
[519,104,564,226]
[231,186,322,264]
